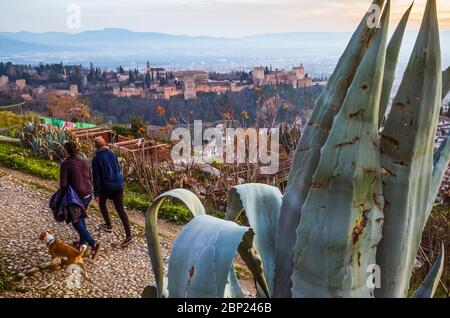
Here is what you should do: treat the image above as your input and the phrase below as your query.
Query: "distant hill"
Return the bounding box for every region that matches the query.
[0,29,449,74]
[0,35,64,54]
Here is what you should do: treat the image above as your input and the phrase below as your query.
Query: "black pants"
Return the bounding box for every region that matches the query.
[98,189,132,238]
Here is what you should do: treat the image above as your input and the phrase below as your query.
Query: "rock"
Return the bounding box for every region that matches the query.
[39,261,53,270]
[25,267,39,276]
[16,273,26,280]
[51,258,62,267]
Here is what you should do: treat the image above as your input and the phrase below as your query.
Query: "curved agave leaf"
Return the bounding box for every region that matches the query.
[376,0,442,298]
[226,183,282,294]
[291,2,389,298]
[144,189,206,297]
[430,134,450,209]
[420,68,449,200]
[443,67,450,100]
[379,2,413,126]
[224,269,245,298]
[168,215,260,298]
[0,135,20,144]
[274,0,386,297]
[412,244,445,298]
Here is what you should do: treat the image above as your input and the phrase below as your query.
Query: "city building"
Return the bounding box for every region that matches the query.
[112,85,145,98]
[252,67,265,85]
[184,76,197,100]
[252,64,313,88]
[150,68,167,81]
[175,70,209,82]
[117,74,130,82]
[163,85,183,100]
[0,75,8,90]
[15,79,26,90]
[70,84,79,97]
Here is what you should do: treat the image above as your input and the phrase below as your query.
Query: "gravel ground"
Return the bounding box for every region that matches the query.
[0,173,173,298]
[0,167,255,298]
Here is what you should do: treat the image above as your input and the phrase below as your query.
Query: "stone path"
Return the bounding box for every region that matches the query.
[0,167,255,298]
[0,170,175,298]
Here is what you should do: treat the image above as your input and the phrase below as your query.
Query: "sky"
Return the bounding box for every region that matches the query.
[0,0,449,37]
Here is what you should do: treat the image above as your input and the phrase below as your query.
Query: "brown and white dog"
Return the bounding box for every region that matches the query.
[39,230,89,278]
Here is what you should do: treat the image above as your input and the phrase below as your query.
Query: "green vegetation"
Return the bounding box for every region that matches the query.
[111,116,149,139]
[124,183,223,224]
[0,111,37,138]
[0,271,12,292]
[0,142,59,180]
[111,124,132,138]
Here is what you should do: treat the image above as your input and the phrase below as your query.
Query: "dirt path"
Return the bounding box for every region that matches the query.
[0,166,254,298]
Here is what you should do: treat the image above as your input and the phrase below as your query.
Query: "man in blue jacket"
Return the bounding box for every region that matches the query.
[92,137,132,248]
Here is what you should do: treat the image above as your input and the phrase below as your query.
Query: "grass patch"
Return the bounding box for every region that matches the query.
[124,183,224,224]
[22,180,54,193]
[0,142,59,181]
[0,271,13,292]
[431,204,450,217]
[124,184,194,224]
[0,111,37,138]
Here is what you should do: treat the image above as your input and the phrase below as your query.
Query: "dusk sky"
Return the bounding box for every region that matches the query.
[1,0,449,36]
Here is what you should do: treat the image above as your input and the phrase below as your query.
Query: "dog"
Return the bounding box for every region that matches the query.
[39,230,89,278]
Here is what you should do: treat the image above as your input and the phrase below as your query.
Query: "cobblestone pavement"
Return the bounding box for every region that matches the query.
[0,172,173,298]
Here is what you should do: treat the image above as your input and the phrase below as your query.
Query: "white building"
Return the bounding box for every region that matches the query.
[0,75,8,90]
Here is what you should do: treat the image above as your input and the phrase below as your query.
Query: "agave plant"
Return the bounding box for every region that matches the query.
[20,121,73,161]
[143,0,448,298]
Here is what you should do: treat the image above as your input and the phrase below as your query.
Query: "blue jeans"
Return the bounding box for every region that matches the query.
[72,194,96,248]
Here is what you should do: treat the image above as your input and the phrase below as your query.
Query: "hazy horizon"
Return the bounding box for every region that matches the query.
[1,1,449,74]
[1,0,449,37]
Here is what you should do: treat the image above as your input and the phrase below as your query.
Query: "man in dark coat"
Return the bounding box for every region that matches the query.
[92,137,132,248]
[60,142,100,258]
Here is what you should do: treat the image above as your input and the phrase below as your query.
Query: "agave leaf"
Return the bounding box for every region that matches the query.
[443,67,450,100]
[224,269,245,298]
[379,2,413,127]
[274,0,386,297]
[0,135,20,144]
[412,243,445,298]
[430,134,450,208]
[376,0,442,298]
[168,215,258,298]
[144,189,206,297]
[291,2,389,298]
[226,183,282,295]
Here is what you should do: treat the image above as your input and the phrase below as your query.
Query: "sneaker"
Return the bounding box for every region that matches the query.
[99,224,113,233]
[91,243,101,260]
[119,236,133,248]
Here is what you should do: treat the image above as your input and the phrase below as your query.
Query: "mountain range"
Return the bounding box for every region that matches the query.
[0,28,449,74]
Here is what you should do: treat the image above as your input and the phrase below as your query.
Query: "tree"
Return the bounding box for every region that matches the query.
[46,93,91,122]
[102,71,108,88]
[145,71,152,88]
[0,62,5,76]
[129,70,135,84]
[130,115,148,138]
